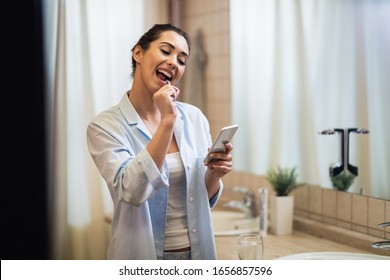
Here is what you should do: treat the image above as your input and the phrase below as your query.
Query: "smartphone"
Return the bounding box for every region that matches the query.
[204,125,239,164]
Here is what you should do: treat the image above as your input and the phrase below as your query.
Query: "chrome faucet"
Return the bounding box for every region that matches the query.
[223,186,258,218]
[372,222,390,250]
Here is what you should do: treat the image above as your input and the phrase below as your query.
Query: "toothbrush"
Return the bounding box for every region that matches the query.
[166,80,175,101]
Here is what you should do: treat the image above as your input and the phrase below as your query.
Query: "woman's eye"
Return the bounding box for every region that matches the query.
[161,48,186,66]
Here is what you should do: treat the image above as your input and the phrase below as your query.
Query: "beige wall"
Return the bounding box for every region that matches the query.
[144,0,170,29]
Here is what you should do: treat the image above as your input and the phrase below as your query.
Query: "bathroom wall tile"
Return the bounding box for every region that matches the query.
[337,191,352,221]
[352,224,367,234]
[368,198,385,238]
[181,17,205,35]
[294,208,309,218]
[368,227,385,239]
[209,0,229,11]
[308,186,322,221]
[309,213,323,222]
[309,186,322,214]
[206,32,229,55]
[182,0,202,16]
[253,175,269,191]
[293,185,309,213]
[336,191,352,230]
[208,10,229,33]
[208,77,230,103]
[352,194,368,226]
[293,185,310,218]
[368,198,385,228]
[322,188,337,225]
[351,194,368,234]
[323,216,336,225]
[241,173,251,190]
[208,55,230,79]
[226,171,237,186]
[337,220,352,230]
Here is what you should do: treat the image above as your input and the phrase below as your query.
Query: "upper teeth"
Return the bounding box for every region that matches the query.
[158,69,171,79]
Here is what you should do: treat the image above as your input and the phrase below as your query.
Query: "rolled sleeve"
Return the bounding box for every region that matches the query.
[209,180,223,208]
[136,148,169,189]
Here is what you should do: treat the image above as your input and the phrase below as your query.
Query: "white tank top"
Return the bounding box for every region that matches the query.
[164,152,190,250]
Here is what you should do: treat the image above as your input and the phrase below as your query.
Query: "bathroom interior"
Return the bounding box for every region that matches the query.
[6,0,388,260]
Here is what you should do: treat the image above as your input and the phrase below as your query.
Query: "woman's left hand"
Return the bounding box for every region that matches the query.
[204,142,233,178]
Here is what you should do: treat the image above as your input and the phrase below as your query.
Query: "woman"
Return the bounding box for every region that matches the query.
[86,23,234,260]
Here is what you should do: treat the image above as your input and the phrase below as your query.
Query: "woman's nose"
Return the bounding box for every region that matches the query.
[166,56,177,69]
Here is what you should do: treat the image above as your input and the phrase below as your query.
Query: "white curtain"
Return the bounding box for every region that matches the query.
[42,0,145,259]
[230,0,390,199]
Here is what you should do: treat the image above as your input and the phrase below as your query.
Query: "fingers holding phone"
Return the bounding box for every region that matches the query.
[204,125,238,164]
[205,142,233,164]
[205,142,234,177]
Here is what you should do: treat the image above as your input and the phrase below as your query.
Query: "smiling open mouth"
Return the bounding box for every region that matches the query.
[157,69,172,83]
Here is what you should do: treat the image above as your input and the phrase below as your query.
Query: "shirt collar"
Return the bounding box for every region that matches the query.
[118,91,140,126]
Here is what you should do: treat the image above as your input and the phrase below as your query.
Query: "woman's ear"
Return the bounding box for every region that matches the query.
[133,45,143,64]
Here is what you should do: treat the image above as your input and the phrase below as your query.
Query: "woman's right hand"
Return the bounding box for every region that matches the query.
[153,83,180,117]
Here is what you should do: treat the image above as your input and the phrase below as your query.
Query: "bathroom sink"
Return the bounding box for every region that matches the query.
[211,210,259,236]
[275,252,390,260]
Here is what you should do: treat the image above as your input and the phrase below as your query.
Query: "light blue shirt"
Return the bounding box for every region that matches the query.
[86,92,223,260]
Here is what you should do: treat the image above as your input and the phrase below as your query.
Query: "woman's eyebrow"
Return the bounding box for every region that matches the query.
[161,41,189,58]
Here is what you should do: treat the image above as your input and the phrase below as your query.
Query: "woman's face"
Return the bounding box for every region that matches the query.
[136,31,189,92]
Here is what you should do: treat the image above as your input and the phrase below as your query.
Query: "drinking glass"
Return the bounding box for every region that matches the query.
[237,233,263,260]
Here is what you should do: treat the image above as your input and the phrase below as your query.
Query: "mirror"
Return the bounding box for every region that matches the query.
[229,0,390,200]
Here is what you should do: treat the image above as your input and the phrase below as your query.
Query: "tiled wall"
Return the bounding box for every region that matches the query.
[178,0,390,243]
[293,185,390,240]
[216,170,390,255]
[180,0,231,138]
[222,170,390,241]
